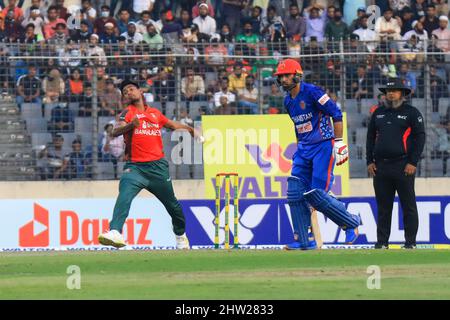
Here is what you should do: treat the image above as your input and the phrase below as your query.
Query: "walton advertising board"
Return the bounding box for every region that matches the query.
[0,197,449,251]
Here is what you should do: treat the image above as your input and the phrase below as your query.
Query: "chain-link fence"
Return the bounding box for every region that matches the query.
[0,38,449,181]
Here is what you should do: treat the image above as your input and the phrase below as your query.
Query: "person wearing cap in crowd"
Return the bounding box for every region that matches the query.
[421,4,440,37]
[192,2,216,38]
[432,15,450,52]
[192,0,215,19]
[94,5,117,35]
[21,7,44,39]
[402,20,428,50]
[366,78,425,249]
[120,21,143,43]
[99,22,118,43]
[98,79,204,250]
[349,6,367,32]
[86,33,107,66]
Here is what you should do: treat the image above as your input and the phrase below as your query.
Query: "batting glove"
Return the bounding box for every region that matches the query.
[333,139,349,166]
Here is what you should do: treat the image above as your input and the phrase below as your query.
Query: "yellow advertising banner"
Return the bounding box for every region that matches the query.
[202,114,350,199]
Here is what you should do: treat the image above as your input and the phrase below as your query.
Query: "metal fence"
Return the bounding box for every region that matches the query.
[0,38,449,181]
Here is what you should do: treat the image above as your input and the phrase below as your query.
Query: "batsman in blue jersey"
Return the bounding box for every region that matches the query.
[274,58,361,250]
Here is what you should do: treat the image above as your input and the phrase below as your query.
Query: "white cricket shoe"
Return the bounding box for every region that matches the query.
[176,233,190,250]
[98,230,126,248]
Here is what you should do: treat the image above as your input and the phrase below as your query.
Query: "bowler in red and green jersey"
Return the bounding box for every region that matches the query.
[98,80,202,249]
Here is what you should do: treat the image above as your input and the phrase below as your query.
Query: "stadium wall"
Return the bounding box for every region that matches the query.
[1,178,449,199]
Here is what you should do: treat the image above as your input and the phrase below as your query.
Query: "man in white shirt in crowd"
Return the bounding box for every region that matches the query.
[375,7,402,49]
[432,15,450,52]
[192,3,216,38]
[214,78,236,111]
[353,14,377,52]
[402,20,428,50]
[121,21,144,43]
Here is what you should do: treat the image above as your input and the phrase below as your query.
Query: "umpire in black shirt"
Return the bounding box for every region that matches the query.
[366,78,426,249]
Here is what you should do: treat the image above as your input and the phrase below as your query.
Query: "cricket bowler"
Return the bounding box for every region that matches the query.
[98,80,204,249]
[274,58,361,250]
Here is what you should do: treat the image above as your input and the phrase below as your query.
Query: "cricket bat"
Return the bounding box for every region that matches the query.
[310,209,323,249]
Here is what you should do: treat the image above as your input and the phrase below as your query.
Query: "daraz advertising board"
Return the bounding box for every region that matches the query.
[1,197,449,251]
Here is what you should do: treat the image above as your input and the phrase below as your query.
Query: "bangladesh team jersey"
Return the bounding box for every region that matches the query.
[119,105,169,162]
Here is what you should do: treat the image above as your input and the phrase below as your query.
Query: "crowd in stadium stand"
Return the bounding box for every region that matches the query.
[0,0,449,179]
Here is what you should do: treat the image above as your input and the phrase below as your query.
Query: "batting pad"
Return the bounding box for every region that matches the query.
[304,188,360,229]
[287,176,311,246]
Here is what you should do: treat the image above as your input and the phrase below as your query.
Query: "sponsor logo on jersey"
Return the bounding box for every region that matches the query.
[318,94,330,105]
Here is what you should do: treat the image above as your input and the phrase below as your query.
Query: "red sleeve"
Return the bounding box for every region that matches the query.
[158,111,169,127]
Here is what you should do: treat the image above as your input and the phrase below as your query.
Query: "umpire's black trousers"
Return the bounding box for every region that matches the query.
[373,158,419,246]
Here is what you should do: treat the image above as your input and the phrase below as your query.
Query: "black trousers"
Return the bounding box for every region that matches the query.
[373,159,419,245]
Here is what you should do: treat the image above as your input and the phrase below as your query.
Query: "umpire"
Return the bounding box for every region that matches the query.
[366,78,425,249]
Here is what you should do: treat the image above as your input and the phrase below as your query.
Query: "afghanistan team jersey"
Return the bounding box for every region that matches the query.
[284,82,343,145]
[119,105,169,162]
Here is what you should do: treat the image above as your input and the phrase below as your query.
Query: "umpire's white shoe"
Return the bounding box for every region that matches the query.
[176,233,190,250]
[98,230,126,248]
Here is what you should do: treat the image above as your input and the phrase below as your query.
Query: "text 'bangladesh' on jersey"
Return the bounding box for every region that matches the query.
[120,105,168,162]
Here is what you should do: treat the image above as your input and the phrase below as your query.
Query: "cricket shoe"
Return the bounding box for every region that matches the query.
[284,240,317,250]
[344,214,361,244]
[98,230,126,248]
[402,244,417,249]
[176,233,190,250]
[374,243,389,249]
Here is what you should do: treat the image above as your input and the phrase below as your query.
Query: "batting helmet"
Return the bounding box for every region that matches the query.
[274,59,303,76]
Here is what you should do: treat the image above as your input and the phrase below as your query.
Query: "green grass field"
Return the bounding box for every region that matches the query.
[1,250,450,299]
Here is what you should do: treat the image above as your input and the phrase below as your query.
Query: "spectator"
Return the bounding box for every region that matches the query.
[345,34,369,65]
[65,139,91,179]
[237,74,258,114]
[192,0,214,19]
[143,22,164,50]
[402,20,428,50]
[421,4,440,38]
[264,82,284,114]
[21,8,44,39]
[37,134,69,180]
[219,23,234,43]
[398,63,417,96]
[78,84,96,116]
[100,78,121,116]
[228,64,247,93]
[248,5,262,36]
[3,7,22,41]
[353,15,378,52]
[215,95,237,115]
[132,0,154,20]
[54,0,69,20]
[58,40,82,70]
[47,22,69,52]
[100,22,118,43]
[284,3,306,41]
[433,0,449,16]
[412,0,427,20]
[430,65,447,112]
[349,65,372,100]
[47,102,74,133]
[136,10,156,34]
[2,0,23,21]
[302,36,325,74]
[182,22,199,43]
[192,3,216,39]
[117,8,133,34]
[81,0,97,22]
[179,107,194,127]
[43,5,66,39]
[70,19,92,43]
[181,67,206,114]
[214,77,236,111]
[178,9,192,33]
[101,123,125,179]
[303,3,327,42]
[19,23,43,43]
[221,0,247,35]
[66,69,84,103]
[432,16,450,52]
[86,34,107,66]
[389,0,411,14]
[121,21,144,43]
[43,68,65,104]
[260,5,286,42]
[400,6,415,35]
[399,34,423,63]
[235,21,258,56]
[375,8,402,42]
[24,0,46,20]
[160,10,183,44]
[349,7,367,32]
[325,8,350,42]
[94,5,117,35]
[202,36,225,66]
[16,65,41,109]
